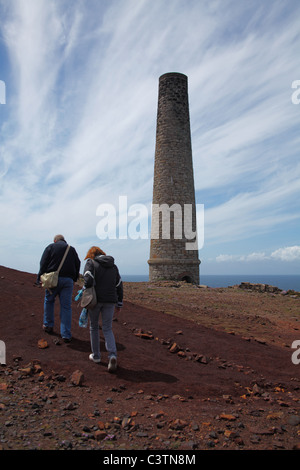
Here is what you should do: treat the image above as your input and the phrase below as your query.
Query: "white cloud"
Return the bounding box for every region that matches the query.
[216,252,267,263]
[216,246,300,263]
[271,246,300,262]
[216,254,237,263]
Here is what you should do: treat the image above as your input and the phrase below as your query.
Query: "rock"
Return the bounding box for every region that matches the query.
[181,440,198,450]
[249,427,274,436]
[70,370,84,386]
[38,339,48,349]
[33,363,42,374]
[235,437,245,446]
[252,383,262,395]
[134,329,154,340]
[224,429,238,439]
[122,416,132,429]
[82,426,91,433]
[288,415,300,426]
[151,411,165,419]
[55,374,66,382]
[59,440,73,449]
[156,421,166,429]
[19,367,33,376]
[277,400,290,407]
[219,413,237,421]
[169,343,180,353]
[239,282,281,294]
[177,351,186,358]
[250,434,260,444]
[169,418,188,430]
[255,338,267,345]
[267,411,283,420]
[64,402,76,410]
[206,440,215,448]
[12,355,22,362]
[94,430,107,441]
[195,354,210,364]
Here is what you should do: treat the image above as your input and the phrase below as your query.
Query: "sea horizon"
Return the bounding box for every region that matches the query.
[122,274,300,291]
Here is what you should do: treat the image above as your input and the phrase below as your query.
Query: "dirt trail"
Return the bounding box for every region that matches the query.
[0,266,299,450]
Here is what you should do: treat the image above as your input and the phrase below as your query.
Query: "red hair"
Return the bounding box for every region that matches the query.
[85,246,106,260]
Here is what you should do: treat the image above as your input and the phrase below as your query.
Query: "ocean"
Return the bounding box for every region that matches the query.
[122,274,300,291]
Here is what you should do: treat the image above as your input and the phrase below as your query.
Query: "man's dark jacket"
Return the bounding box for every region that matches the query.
[38,240,80,282]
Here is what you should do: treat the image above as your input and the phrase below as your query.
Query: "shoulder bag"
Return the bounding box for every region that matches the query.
[40,245,70,292]
[80,259,97,309]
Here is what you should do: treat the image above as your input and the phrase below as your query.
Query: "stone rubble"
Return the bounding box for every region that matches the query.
[1,351,299,450]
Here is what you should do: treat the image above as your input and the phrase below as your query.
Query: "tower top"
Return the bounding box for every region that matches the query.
[159,72,187,80]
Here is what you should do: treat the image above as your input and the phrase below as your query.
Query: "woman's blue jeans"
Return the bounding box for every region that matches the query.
[43,277,74,339]
[88,303,117,360]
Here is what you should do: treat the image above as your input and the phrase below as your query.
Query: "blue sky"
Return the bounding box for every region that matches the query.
[0,0,299,277]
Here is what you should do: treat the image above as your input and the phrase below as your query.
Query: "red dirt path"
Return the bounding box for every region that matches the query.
[0,265,299,451]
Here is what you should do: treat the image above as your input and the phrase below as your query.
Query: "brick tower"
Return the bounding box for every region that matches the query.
[148,72,200,283]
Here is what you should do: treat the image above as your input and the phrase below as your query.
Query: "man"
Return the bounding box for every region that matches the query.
[37,235,80,342]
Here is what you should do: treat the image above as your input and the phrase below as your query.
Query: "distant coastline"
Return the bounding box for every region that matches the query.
[122,274,300,291]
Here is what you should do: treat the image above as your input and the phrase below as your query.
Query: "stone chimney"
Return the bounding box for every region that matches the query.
[148,73,200,283]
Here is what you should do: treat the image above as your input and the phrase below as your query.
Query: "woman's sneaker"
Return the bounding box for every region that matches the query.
[89,353,100,363]
[108,355,117,372]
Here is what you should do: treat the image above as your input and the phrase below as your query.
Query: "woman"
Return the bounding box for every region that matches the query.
[83,246,123,372]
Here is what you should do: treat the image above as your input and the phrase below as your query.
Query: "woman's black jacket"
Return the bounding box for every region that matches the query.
[83,255,123,306]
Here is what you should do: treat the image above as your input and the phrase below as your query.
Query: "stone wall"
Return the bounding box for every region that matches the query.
[239,282,282,293]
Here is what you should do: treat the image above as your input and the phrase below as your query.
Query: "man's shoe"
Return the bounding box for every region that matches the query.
[89,353,101,363]
[62,337,71,343]
[43,325,53,334]
[108,356,117,372]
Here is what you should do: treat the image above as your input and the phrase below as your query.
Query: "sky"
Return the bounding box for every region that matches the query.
[0,0,299,277]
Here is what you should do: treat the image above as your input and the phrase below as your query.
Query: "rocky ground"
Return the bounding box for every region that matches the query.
[0,265,300,452]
